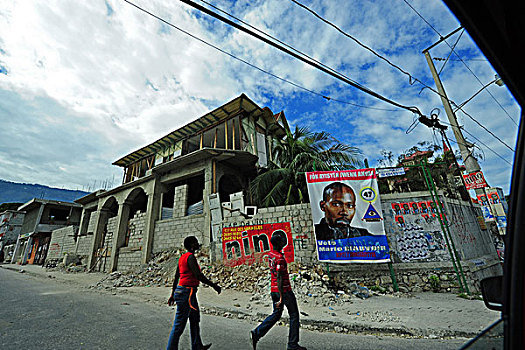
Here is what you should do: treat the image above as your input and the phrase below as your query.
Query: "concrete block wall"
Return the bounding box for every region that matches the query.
[152,214,205,254]
[87,211,98,234]
[173,185,188,218]
[127,211,146,248]
[220,203,317,264]
[76,234,93,258]
[46,226,78,262]
[117,248,143,271]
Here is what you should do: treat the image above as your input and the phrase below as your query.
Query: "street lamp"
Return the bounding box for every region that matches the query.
[454,75,504,112]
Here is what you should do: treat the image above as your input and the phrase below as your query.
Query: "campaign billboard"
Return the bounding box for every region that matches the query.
[305,168,390,263]
[222,222,294,267]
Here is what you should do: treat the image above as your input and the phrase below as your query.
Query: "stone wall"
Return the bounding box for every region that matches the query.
[217,196,500,293]
[173,185,188,218]
[152,214,205,254]
[46,226,78,262]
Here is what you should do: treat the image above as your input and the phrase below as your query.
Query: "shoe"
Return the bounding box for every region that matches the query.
[200,344,212,350]
[250,330,258,350]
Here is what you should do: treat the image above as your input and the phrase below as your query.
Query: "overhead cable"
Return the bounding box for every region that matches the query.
[177,0,423,116]
[121,0,399,112]
[440,120,512,165]
[403,0,518,125]
[289,0,444,98]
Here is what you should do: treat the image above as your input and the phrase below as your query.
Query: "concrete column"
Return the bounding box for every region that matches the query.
[109,201,131,272]
[21,237,33,265]
[142,181,162,264]
[11,235,21,264]
[87,209,109,270]
[203,162,212,246]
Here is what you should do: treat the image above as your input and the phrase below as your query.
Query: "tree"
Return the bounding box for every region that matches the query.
[250,125,362,207]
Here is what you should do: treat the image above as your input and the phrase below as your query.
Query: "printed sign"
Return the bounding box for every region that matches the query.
[376,167,406,178]
[222,222,294,267]
[305,168,390,263]
[462,171,488,190]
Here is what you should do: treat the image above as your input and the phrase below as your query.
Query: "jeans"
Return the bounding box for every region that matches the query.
[253,290,300,349]
[167,286,202,350]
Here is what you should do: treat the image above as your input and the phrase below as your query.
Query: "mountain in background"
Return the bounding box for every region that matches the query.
[0,179,89,205]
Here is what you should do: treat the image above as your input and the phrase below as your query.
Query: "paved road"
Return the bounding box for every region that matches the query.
[0,268,468,349]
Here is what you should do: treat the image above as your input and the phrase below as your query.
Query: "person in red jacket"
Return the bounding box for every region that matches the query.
[167,236,222,350]
[250,232,307,350]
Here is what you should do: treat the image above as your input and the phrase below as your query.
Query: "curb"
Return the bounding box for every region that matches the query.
[0,265,477,339]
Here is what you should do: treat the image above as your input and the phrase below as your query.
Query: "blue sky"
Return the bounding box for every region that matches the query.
[0,0,520,193]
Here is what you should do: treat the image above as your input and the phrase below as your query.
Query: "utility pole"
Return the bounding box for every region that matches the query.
[422,49,481,175]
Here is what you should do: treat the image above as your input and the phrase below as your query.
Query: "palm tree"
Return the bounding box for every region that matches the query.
[250,125,362,207]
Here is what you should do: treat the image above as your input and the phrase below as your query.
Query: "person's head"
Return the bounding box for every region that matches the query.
[421,202,427,210]
[320,182,356,228]
[270,232,285,251]
[184,236,201,252]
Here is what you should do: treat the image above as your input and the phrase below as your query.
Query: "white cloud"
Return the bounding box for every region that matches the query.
[0,0,520,194]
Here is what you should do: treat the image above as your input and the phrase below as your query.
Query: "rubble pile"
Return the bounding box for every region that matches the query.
[88,249,386,305]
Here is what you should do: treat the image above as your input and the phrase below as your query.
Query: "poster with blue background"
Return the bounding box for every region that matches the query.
[306,169,391,263]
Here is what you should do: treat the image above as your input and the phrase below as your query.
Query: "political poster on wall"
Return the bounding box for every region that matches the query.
[462,171,488,190]
[305,168,390,263]
[222,222,294,267]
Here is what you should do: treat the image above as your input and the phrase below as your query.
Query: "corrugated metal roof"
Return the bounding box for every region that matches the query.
[113,94,263,167]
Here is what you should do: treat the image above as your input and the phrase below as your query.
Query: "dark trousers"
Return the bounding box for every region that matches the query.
[254,290,300,349]
[167,286,202,350]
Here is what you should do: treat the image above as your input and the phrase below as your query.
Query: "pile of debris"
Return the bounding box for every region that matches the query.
[90,249,378,306]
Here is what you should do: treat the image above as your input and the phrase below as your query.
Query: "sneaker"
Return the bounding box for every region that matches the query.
[250,330,258,350]
[200,344,212,350]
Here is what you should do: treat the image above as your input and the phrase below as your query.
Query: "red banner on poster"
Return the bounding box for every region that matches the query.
[462,171,488,190]
[222,222,294,267]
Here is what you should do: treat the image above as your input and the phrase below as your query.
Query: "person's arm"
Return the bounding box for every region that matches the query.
[167,266,180,306]
[276,269,284,308]
[187,254,222,294]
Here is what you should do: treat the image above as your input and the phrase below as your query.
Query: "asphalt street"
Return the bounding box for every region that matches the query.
[0,268,469,349]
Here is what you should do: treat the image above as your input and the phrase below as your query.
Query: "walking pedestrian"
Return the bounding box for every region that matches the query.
[250,232,307,350]
[167,236,222,350]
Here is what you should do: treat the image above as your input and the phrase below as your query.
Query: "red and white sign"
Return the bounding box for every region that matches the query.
[462,171,488,190]
[222,222,294,267]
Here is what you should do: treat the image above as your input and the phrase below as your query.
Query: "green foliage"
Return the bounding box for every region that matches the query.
[250,125,362,207]
[429,274,440,292]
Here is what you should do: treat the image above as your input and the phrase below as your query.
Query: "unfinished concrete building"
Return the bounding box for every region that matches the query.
[73,94,287,272]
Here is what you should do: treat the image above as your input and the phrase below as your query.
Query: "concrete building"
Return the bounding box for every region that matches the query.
[11,199,82,265]
[0,210,25,262]
[73,94,287,272]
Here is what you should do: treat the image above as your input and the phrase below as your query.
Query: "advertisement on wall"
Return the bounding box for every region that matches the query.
[462,171,488,190]
[222,222,294,267]
[305,168,390,263]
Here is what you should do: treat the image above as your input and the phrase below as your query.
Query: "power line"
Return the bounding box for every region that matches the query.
[455,108,515,152]
[177,0,423,116]
[440,120,513,165]
[402,0,518,126]
[288,0,516,152]
[121,0,400,112]
[289,0,445,100]
[437,29,464,75]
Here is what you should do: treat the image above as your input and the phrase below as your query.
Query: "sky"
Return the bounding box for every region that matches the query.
[0,0,520,194]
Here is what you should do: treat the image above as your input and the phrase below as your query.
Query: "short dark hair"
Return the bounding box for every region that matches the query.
[322,182,353,202]
[184,236,199,250]
[270,233,284,248]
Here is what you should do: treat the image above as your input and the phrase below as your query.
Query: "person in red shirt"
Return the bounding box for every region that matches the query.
[166,236,221,350]
[250,232,307,350]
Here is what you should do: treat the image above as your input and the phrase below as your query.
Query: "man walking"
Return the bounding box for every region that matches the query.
[250,233,307,350]
[167,236,222,350]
